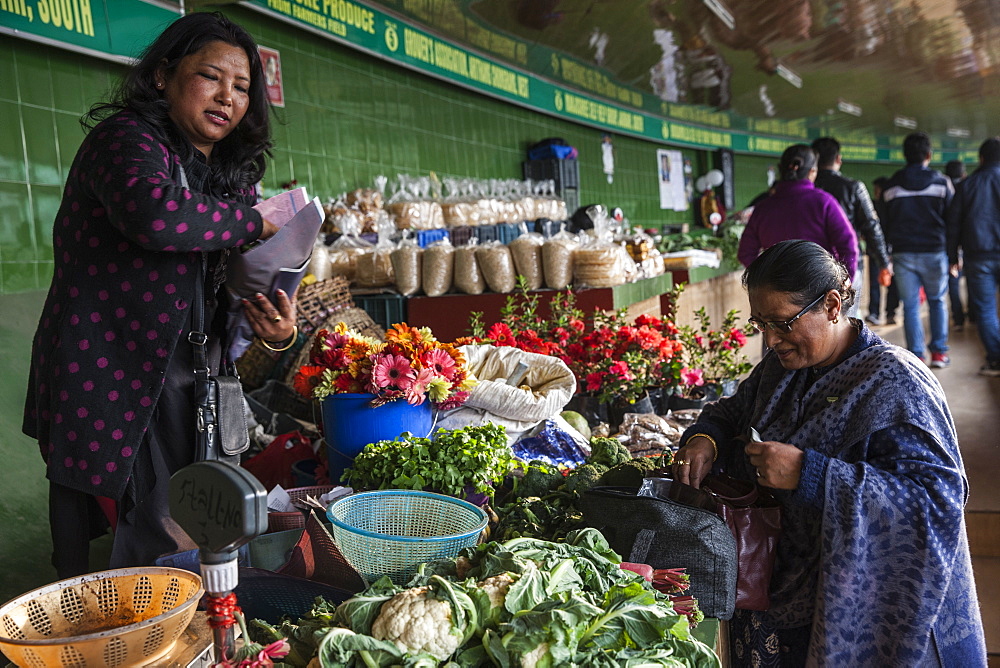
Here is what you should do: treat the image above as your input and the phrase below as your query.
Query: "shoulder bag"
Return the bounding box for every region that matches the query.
[654,472,782,611]
[191,254,250,465]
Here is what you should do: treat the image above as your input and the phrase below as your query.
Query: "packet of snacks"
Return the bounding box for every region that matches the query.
[572,209,632,288]
[542,223,580,289]
[476,241,517,294]
[508,222,545,290]
[327,211,373,283]
[453,238,486,295]
[355,212,396,288]
[391,229,423,296]
[386,174,444,230]
[441,178,483,228]
[422,237,456,297]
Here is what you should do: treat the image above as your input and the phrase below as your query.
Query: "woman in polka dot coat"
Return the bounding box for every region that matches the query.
[23,13,297,576]
[673,241,986,666]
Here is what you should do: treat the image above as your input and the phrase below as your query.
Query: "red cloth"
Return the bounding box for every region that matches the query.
[242,431,316,490]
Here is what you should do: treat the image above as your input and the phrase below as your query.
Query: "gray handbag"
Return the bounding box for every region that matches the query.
[579,486,737,620]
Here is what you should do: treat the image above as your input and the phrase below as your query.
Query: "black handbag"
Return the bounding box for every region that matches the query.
[191,255,250,465]
[579,486,737,620]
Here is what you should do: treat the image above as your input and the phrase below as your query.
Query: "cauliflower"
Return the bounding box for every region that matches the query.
[369,586,463,660]
[369,576,478,661]
[478,573,515,609]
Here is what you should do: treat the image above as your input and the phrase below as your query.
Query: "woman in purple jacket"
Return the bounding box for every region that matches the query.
[23,12,298,576]
[739,144,858,277]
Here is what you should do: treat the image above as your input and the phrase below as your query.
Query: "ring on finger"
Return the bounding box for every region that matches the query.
[674,459,690,466]
[271,314,282,323]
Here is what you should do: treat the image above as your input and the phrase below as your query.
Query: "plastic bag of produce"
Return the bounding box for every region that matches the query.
[354,213,395,288]
[508,223,545,290]
[390,230,423,296]
[542,223,579,289]
[436,344,577,445]
[421,238,455,296]
[327,212,373,283]
[453,239,486,295]
[385,174,444,230]
[475,241,516,293]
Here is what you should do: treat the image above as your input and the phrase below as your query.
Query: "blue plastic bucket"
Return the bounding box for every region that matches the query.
[322,393,434,482]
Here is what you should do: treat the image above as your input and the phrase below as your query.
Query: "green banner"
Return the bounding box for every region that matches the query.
[0,0,179,61]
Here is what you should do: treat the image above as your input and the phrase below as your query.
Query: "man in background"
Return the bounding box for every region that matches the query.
[812,137,892,321]
[944,160,970,330]
[947,138,1000,376]
[871,177,901,325]
[882,132,954,368]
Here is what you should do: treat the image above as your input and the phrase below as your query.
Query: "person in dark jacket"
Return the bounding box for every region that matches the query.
[22,12,298,576]
[882,132,954,367]
[944,160,970,330]
[870,176,901,324]
[947,138,1000,376]
[811,137,892,321]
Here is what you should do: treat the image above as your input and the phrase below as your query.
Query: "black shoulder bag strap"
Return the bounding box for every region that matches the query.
[186,163,250,462]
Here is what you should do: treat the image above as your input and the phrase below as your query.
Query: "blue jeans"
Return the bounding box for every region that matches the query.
[965,256,1000,364]
[893,252,949,357]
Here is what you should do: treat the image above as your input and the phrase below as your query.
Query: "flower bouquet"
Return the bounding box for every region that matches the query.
[293,322,473,409]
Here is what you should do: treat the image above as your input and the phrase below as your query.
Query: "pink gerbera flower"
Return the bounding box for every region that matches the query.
[371,353,416,390]
[421,347,458,381]
[405,368,436,405]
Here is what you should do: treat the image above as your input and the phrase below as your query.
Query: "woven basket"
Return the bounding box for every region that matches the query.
[267,485,336,533]
[0,567,203,668]
[296,276,353,332]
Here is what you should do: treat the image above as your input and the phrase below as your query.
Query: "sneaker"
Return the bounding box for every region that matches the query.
[865,314,883,326]
[885,315,897,325]
[930,353,951,369]
[979,362,1000,377]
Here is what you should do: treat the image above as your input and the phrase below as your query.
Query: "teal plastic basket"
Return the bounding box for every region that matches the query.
[326,490,488,584]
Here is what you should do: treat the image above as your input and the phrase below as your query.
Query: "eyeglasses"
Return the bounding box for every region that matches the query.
[747,293,825,333]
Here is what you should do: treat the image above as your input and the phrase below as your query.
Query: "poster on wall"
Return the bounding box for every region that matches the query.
[657,149,687,210]
[259,46,284,107]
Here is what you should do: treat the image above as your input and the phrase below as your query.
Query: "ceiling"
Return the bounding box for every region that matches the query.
[371,0,1000,146]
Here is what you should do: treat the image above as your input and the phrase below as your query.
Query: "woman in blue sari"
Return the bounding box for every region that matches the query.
[673,240,986,666]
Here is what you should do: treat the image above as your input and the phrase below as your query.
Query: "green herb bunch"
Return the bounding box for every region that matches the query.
[342,423,515,500]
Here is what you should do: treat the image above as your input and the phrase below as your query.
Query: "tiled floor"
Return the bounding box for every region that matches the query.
[874,316,1000,662]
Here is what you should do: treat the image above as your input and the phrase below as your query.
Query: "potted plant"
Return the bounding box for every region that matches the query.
[668,307,754,410]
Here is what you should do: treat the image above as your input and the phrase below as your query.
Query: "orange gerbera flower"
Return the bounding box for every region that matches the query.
[385,322,422,345]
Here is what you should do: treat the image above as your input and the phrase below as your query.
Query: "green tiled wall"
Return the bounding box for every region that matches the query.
[0,5,946,296]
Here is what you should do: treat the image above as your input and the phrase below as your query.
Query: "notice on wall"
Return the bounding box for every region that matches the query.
[259,46,285,107]
[657,149,687,211]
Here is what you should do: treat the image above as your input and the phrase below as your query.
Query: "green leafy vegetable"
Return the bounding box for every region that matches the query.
[343,423,514,499]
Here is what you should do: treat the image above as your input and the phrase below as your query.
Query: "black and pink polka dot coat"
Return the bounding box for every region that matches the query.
[23,110,264,500]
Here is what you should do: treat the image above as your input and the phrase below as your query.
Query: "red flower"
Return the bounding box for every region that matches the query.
[585,371,606,392]
[293,365,325,398]
[487,322,515,346]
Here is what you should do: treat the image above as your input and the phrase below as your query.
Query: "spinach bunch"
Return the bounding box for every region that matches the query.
[343,423,514,500]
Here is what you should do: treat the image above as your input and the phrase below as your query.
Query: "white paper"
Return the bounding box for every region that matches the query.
[267,484,297,513]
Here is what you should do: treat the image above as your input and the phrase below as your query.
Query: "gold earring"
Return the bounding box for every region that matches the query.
[833,316,839,324]
[155,82,163,88]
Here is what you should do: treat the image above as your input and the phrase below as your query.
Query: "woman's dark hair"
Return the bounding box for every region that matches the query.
[84,11,271,192]
[742,240,856,311]
[778,144,817,181]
